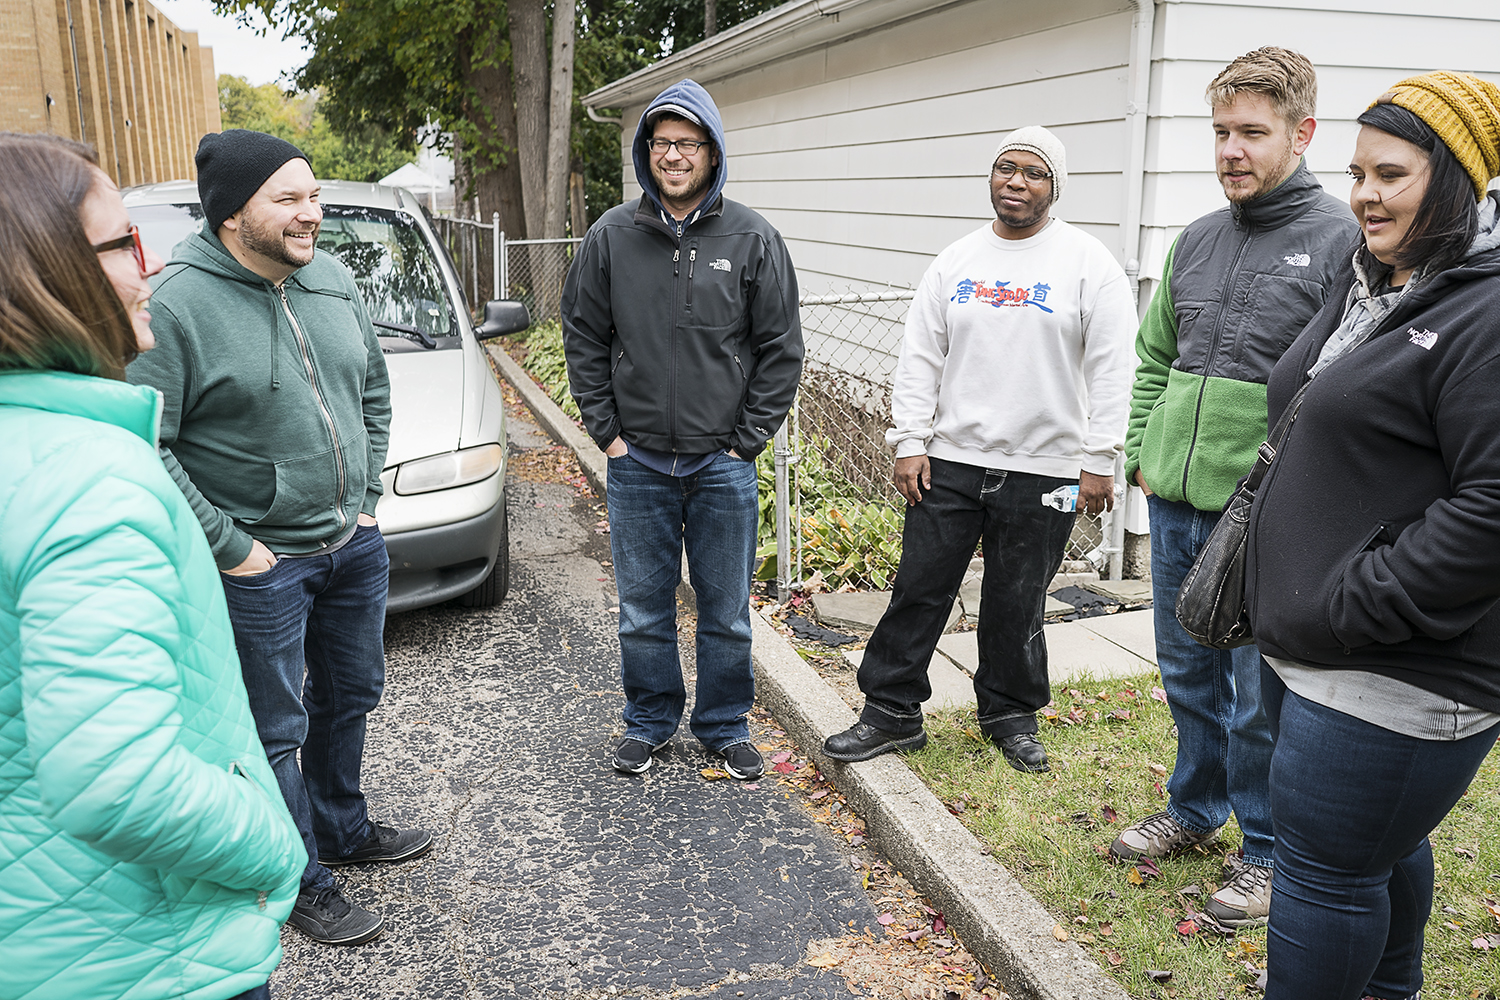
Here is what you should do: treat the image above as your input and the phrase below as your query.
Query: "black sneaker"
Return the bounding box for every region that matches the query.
[614,737,668,774]
[320,821,433,867]
[822,722,928,762]
[715,742,764,780]
[287,885,385,946]
[994,732,1050,773]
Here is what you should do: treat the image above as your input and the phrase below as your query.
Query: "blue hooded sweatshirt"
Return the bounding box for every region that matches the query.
[632,79,730,241]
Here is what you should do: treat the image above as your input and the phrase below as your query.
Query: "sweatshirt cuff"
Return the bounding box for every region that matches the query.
[213,529,256,572]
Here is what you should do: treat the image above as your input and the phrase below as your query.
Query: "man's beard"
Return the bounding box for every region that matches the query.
[238,210,316,270]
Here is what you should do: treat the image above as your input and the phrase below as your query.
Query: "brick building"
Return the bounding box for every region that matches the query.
[2,0,221,186]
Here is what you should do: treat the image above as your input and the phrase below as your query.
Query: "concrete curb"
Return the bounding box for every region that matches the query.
[486,343,608,497]
[492,351,1129,1000]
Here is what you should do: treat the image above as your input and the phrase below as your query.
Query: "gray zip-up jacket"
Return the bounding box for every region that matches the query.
[1126,160,1358,509]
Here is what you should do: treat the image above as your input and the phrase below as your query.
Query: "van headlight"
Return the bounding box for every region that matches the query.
[394,444,503,495]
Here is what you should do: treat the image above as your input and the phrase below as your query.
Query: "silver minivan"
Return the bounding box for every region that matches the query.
[125,180,529,613]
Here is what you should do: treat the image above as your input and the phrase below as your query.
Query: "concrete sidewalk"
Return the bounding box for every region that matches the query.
[491,345,1132,1000]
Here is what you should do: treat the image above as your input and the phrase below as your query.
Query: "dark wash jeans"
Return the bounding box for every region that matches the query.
[606,452,759,750]
[858,458,1075,739]
[221,523,389,893]
[1148,495,1274,867]
[227,983,271,1000]
[1261,664,1500,1000]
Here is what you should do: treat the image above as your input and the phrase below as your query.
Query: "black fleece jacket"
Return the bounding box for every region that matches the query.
[1246,245,1500,713]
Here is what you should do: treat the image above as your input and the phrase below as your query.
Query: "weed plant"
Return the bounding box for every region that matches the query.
[904,674,1500,999]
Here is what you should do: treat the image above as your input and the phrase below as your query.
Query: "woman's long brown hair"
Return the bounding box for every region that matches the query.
[0,133,138,379]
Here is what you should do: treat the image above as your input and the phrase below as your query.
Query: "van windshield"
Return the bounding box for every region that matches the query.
[130,202,458,351]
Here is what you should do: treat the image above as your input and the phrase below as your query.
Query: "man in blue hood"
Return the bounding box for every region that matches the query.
[562,80,804,779]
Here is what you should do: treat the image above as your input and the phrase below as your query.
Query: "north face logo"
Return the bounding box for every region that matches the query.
[1408,327,1438,350]
[1283,253,1311,267]
[709,258,731,272]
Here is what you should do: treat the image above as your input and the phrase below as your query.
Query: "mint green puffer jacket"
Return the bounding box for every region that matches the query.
[0,370,307,1000]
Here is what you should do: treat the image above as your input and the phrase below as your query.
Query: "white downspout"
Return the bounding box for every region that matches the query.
[1111,0,1155,581]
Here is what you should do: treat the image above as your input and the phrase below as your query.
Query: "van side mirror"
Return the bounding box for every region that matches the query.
[474,299,532,340]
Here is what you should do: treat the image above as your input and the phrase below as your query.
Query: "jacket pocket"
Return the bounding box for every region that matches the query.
[242,449,338,529]
[1325,522,1392,651]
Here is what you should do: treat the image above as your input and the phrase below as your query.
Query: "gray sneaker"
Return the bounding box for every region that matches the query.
[1203,860,1272,928]
[1108,810,1219,862]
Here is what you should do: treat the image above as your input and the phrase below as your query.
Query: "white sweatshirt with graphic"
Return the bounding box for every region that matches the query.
[887,219,1137,478]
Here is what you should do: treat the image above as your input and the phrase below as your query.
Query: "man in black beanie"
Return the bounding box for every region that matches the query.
[129,129,430,947]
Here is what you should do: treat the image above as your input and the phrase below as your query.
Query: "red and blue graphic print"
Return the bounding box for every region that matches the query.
[950,278,1053,313]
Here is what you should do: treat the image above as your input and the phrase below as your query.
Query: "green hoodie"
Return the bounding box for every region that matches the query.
[128,227,390,570]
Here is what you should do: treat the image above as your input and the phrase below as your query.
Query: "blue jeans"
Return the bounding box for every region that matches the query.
[606,452,758,750]
[1261,666,1500,1000]
[221,523,388,892]
[1147,495,1274,867]
[858,459,1076,739]
[226,984,271,1000]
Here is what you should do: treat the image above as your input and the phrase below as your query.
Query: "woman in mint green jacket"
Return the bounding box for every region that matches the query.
[0,134,306,1000]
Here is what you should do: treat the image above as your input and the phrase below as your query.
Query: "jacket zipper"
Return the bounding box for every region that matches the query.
[278,285,348,537]
[1180,219,1255,499]
[687,246,697,308]
[670,247,680,451]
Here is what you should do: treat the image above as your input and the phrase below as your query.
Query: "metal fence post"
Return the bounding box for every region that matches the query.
[491,213,500,302]
[1107,450,1127,580]
[498,231,508,301]
[773,423,791,601]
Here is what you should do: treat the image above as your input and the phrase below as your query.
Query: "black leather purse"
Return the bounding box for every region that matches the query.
[1174,384,1309,649]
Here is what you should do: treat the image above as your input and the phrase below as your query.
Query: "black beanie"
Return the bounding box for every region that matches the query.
[196,129,309,232]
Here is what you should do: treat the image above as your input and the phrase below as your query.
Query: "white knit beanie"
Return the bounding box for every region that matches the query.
[992,125,1067,206]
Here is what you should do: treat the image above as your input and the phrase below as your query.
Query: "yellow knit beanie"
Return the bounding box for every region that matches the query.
[1373,71,1500,200]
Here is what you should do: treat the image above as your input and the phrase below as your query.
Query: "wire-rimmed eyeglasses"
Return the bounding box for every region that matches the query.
[992,161,1053,185]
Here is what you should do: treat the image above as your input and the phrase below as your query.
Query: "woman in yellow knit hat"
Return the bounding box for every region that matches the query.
[1244,70,1500,1000]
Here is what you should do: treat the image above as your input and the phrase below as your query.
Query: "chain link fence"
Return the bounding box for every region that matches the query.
[430,213,580,324]
[773,288,1118,596]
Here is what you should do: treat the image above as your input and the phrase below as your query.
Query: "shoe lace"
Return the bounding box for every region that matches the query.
[1227,861,1271,893]
[309,886,352,918]
[1131,811,1185,844]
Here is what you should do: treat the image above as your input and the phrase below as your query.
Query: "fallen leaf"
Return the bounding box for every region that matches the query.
[1178,884,1201,897]
[877,912,896,925]
[1176,917,1199,936]
[1146,969,1173,983]
[1127,867,1145,886]
[1108,708,1131,721]
[1098,922,1113,936]
[903,928,928,942]
[700,768,728,780]
[1101,803,1118,823]
[933,912,947,934]
[772,751,793,764]
[808,952,840,969]
[1136,858,1162,879]
[1051,923,1069,942]
[1103,949,1124,966]
[773,761,795,774]
[1148,763,1168,776]
[1151,687,1169,703]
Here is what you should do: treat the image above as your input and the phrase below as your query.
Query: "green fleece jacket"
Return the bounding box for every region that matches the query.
[128,227,391,570]
[0,370,305,1000]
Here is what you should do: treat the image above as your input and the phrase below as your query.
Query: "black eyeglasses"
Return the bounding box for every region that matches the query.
[93,225,146,272]
[648,138,710,156]
[992,161,1053,185]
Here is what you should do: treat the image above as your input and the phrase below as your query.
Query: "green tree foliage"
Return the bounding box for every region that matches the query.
[217,74,416,183]
[215,0,780,230]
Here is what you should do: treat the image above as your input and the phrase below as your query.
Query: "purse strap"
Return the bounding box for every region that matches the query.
[1243,379,1312,492]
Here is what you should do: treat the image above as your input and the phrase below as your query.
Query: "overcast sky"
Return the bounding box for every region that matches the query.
[155,0,310,87]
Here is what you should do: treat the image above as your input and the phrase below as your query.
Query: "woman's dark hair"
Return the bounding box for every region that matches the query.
[0,132,138,379]
[1356,102,1480,275]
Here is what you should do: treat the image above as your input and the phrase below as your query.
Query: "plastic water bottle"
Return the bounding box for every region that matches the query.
[1041,484,1125,512]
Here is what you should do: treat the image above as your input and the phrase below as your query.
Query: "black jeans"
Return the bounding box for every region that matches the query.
[857,457,1075,739]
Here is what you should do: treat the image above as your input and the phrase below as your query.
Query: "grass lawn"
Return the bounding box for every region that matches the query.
[901,673,1500,999]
